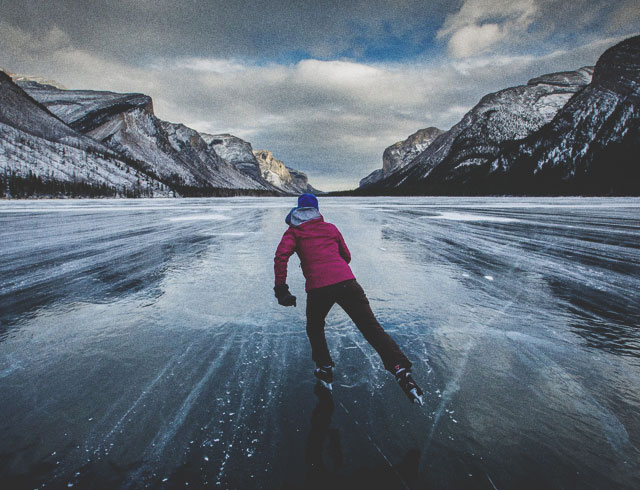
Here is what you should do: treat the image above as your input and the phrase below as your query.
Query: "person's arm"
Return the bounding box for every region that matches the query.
[274,228,297,306]
[274,228,297,285]
[336,228,351,264]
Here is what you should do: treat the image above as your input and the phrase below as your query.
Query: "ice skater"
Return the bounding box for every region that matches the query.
[273,193,424,405]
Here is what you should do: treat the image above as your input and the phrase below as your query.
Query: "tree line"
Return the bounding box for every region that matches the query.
[0,170,152,198]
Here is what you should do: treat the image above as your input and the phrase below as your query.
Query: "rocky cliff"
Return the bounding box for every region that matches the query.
[287,167,320,195]
[203,133,263,181]
[252,149,317,194]
[204,134,320,194]
[383,127,445,175]
[17,80,154,134]
[359,168,384,188]
[359,127,444,188]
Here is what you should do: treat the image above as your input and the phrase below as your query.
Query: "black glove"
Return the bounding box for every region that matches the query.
[274,284,297,307]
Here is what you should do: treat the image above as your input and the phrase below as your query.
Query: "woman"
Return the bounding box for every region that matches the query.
[273,193,423,405]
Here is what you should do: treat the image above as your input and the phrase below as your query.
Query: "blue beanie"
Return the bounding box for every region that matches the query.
[297,193,318,209]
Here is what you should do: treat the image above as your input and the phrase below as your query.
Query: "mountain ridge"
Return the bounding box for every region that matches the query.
[355,35,639,195]
[1,73,318,197]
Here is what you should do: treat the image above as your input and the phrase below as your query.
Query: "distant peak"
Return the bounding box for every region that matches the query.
[527,66,594,87]
[1,67,67,90]
[253,149,276,159]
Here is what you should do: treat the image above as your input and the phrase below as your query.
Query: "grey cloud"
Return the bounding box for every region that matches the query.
[437,0,538,57]
[437,0,640,59]
[3,0,449,63]
[605,0,640,33]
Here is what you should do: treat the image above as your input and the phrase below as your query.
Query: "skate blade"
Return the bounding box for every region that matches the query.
[318,379,332,391]
[410,388,424,406]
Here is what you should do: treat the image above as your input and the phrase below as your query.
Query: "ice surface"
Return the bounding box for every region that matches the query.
[425,212,518,222]
[0,197,639,489]
[167,214,231,222]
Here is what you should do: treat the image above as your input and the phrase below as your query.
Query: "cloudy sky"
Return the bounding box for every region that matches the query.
[2,1,639,190]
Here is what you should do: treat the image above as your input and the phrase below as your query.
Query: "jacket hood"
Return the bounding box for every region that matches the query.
[285,207,323,227]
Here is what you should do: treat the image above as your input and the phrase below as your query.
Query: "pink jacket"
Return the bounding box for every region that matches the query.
[274,212,356,292]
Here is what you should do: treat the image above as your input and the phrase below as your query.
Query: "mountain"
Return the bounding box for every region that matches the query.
[252,149,318,194]
[0,67,67,89]
[358,168,384,189]
[2,74,319,197]
[488,35,640,195]
[363,65,594,194]
[16,81,273,194]
[0,71,163,197]
[359,35,639,195]
[16,80,152,134]
[203,133,264,181]
[204,134,318,194]
[287,167,320,195]
[359,127,444,188]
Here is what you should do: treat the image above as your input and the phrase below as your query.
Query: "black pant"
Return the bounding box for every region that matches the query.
[306,279,411,373]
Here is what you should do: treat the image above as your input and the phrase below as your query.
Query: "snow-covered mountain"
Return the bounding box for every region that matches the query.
[363,65,594,193]
[489,35,640,195]
[359,35,639,195]
[204,134,318,194]
[0,71,164,197]
[16,80,153,134]
[359,127,444,188]
[2,75,319,197]
[16,81,277,194]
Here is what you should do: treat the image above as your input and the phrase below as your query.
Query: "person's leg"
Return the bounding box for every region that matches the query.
[306,287,336,368]
[336,280,411,373]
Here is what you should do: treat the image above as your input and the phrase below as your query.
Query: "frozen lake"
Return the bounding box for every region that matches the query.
[1,197,639,489]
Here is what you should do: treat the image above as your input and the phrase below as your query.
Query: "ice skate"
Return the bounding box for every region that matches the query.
[314,365,333,391]
[395,367,424,405]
